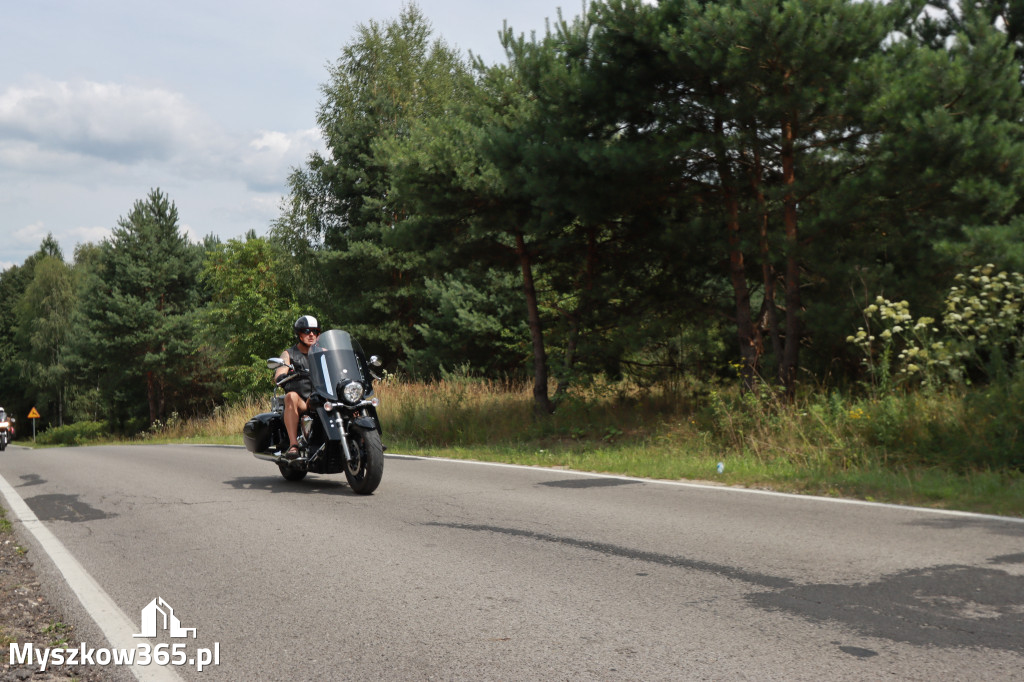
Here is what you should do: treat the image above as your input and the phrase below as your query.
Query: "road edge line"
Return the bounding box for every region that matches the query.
[418,455,1024,524]
[0,472,181,681]
[181,444,1024,523]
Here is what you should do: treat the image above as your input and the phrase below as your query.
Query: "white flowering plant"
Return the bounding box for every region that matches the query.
[849,265,1024,391]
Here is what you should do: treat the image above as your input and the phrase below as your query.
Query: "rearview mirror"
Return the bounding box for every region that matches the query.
[370,355,382,367]
[266,357,290,370]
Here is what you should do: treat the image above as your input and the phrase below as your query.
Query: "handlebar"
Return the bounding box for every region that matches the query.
[275,369,308,387]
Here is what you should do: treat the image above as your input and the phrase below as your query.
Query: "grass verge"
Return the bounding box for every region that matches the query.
[28,376,1024,518]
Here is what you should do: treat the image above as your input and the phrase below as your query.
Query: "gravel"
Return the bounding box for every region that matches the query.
[0,507,110,681]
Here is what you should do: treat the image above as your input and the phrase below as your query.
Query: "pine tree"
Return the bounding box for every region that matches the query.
[80,188,209,427]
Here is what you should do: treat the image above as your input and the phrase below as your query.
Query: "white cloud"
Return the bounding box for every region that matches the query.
[0,79,215,165]
[250,131,294,155]
[0,77,321,194]
[0,0,592,269]
[8,221,49,251]
[179,222,201,243]
[0,76,323,264]
[66,225,112,246]
[0,220,51,268]
[0,219,111,266]
[239,128,322,192]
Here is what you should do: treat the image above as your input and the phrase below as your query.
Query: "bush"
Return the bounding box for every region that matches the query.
[850,265,1024,390]
[844,380,1024,473]
[36,421,109,446]
[922,378,1024,471]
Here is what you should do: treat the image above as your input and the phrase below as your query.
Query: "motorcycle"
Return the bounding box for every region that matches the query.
[0,410,10,451]
[242,329,385,495]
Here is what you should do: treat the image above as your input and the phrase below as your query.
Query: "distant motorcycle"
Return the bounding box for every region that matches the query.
[242,329,384,494]
[0,410,11,451]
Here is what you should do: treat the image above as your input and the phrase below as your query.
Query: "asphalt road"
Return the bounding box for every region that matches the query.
[0,442,1022,681]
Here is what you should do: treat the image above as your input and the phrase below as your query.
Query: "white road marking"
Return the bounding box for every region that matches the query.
[206,442,1024,522]
[0,472,182,681]
[413,454,1024,524]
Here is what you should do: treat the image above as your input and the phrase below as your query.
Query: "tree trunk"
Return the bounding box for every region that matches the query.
[515,229,554,416]
[556,323,578,399]
[726,196,760,391]
[156,377,166,423]
[147,371,158,424]
[751,147,783,367]
[556,226,598,398]
[716,114,759,390]
[779,114,802,397]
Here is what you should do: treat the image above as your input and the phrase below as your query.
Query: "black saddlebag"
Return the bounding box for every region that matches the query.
[243,412,286,454]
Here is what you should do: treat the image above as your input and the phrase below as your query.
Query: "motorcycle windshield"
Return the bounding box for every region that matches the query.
[308,329,367,400]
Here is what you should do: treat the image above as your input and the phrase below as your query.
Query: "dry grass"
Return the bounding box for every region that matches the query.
[142,397,267,443]
[129,375,1024,517]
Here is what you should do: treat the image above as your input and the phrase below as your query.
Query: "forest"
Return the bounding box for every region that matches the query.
[2,0,1024,474]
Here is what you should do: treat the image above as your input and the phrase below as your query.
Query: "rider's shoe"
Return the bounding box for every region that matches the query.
[284,444,301,459]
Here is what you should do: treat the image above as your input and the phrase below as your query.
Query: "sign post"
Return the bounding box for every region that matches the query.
[27,407,40,442]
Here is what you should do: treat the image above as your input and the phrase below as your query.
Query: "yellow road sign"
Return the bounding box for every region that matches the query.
[27,407,40,419]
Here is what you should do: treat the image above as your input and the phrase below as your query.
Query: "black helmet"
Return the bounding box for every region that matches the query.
[293,315,321,337]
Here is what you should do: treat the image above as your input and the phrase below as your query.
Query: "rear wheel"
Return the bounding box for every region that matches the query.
[345,429,383,495]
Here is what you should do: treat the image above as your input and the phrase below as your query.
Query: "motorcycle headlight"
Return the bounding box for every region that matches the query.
[341,380,365,405]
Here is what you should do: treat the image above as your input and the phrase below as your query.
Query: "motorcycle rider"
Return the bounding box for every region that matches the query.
[275,316,321,458]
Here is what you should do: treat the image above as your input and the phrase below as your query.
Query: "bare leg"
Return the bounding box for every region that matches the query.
[283,391,308,447]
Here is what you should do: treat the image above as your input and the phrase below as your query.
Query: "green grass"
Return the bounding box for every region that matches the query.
[43,621,71,647]
[396,442,1024,517]
[0,504,19,653]
[369,375,1024,517]
[0,628,14,648]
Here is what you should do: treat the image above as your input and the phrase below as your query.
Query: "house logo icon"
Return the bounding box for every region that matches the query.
[133,597,197,639]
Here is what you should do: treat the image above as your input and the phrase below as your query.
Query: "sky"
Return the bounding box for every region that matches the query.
[0,0,593,271]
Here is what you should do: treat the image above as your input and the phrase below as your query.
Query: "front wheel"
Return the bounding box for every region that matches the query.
[278,463,307,481]
[345,429,383,495]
